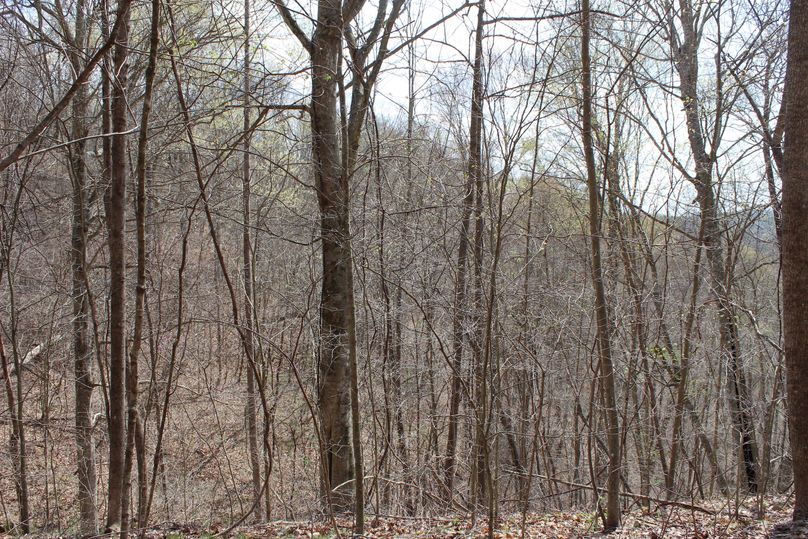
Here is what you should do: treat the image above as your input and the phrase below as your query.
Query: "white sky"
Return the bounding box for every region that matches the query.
[233,0,783,216]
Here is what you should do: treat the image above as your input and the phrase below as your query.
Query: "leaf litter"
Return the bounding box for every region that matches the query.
[13,496,804,538]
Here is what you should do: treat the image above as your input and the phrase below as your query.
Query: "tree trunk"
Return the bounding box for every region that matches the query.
[66,0,98,531]
[120,0,158,533]
[782,0,808,519]
[71,132,97,536]
[671,0,758,492]
[443,132,474,499]
[105,0,130,530]
[600,102,666,508]
[310,0,357,514]
[0,332,29,534]
[278,0,403,528]
[467,0,487,509]
[581,0,621,529]
[242,0,264,521]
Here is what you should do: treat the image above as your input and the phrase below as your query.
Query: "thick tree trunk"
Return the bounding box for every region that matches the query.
[311,0,357,514]
[279,0,402,528]
[782,0,808,520]
[105,0,130,530]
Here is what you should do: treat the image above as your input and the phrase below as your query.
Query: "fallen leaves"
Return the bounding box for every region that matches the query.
[225,498,795,539]
[8,496,798,539]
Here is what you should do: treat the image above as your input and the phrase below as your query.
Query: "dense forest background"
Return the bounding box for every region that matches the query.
[0,0,805,535]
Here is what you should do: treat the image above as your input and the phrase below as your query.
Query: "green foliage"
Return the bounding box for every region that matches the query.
[648,344,679,365]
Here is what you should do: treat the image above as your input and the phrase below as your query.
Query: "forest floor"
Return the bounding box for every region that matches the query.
[126,496,806,539]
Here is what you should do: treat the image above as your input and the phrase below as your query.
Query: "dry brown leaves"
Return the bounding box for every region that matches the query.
[222,496,800,539]
[11,496,802,539]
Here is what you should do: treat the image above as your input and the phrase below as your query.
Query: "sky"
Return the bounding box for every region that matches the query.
[190,0,784,218]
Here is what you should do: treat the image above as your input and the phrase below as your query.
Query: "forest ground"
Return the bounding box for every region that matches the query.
[85,496,802,539]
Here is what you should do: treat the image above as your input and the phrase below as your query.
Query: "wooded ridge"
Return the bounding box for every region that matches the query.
[1,0,807,535]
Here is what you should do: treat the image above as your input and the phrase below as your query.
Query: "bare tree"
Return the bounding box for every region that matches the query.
[581,0,620,529]
[60,0,98,530]
[0,0,798,532]
[276,0,405,528]
[665,0,759,491]
[104,0,131,530]
[120,0,159,534]
[242,0,264,520]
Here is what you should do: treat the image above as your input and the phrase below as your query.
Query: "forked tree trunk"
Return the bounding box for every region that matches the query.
[670,0,758,492]
[276,0,403,529]
[121,0,158,534]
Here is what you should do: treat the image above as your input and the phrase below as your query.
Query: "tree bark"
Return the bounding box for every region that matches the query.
[581,0,621,529]
[242,0,264,521]
[65,0,98,531]
[670,0,758,492]
[444,128,474,498]
[782,0,808,520]
[120,0,158,534]
[309,0,356,511]
[0,332,29,534]
[467,0,487,509]
[104,0,130,530]
[277,0,403,528]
